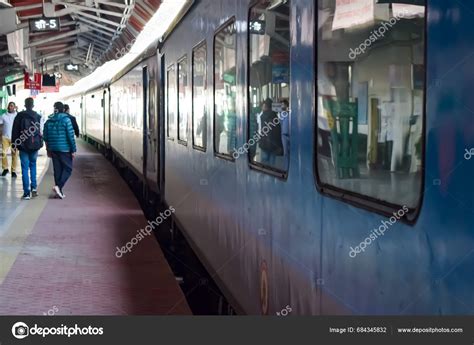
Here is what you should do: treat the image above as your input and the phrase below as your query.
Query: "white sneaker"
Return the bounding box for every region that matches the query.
[53,186,65,199]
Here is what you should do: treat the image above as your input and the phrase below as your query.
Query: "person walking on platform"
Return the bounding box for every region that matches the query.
[43,102,77,199]
[11,98,43,200]
[1,102,19,177]
[64,104,80,138]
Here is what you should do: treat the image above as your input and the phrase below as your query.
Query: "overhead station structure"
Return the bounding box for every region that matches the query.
[0,0,163,89]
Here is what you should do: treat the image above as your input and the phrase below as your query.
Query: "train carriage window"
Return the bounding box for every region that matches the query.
[316,1,426,210]
[214,20,237,158]
[248,0,291,173]
[167,65,177,139]
[178,56,189,143]
[193,42,207,150]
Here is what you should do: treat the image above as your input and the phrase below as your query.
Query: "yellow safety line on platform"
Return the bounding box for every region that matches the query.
[0,163,52,285]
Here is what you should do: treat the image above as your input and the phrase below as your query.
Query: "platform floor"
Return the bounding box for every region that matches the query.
[0,148,49,231]
[0,141,191,315]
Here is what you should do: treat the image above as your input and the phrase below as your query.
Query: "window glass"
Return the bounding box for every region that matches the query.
[178,57,188,142]
[167,65,177,138]
[193,42,207,149]
[214,21,237,157]
[248,0,290,172]
[316,1,426,208]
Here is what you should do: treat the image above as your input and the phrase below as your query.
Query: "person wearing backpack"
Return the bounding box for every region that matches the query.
[43,102,77,199]
[11,97,43,200]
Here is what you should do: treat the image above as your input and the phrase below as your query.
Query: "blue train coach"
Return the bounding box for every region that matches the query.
[74,0,474,315]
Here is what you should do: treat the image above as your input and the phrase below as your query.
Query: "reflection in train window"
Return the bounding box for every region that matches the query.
[178,56,188,143]
[148,78,156,136]
[193,42,207,150]
[316,1,426,209]
[130,84,136,128]
[167,65,177,138]
[214,20,237,157]
[248,0,290,172]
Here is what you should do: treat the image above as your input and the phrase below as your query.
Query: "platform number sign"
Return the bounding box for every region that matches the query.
[29,18,60,33]
[65,63,79,72]
[249,20,265,34]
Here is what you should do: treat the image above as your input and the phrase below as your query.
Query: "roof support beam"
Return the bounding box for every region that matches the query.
[36,38,78,50]
[131,12,147,26]
[79,46,100,57]
[27,27,85,48]
[56,2,126,18]
[80,36,109,51]
[79,23,115,38]
[92,0,127,9]
[81,33,111,45]
[77,18,117,34]
[34,47,73,61]
[136,0,155,17]
[41,54,73,68]
[14,3,43,12]
[75,11,123,28]
[125,24,139,37]
[18,14,43,20]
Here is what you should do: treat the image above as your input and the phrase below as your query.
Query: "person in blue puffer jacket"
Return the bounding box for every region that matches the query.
[43,102,77,199]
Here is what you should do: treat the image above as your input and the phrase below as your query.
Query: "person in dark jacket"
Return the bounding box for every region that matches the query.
[258,98,283,166]
[43,102,77,199]
[11,97,43,200]
[64,104,80,137]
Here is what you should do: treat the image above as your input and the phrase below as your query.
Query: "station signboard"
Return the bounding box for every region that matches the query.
[29,18,60,33]
[332,0,375,30]
[24,72,42,90]
[65,63,80,72]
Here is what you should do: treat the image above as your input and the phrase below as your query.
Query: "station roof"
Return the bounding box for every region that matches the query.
[0,0,163,85]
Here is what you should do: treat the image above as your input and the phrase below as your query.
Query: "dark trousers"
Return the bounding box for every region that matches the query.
[382,140,393,170]
[51,152,73,190]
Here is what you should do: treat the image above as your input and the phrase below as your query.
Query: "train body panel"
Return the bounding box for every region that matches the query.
[161,0,474,315]
[68,96,83,135]
[104,88,111,148]
[143,56,161,191]
[110,64,145,176]
[84,89,105,145]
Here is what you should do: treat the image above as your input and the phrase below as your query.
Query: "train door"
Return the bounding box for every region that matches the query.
[158,52,166,196]
[142,66,149,182]
[80,95,85,136]
[103,88,111,148]
[144,59,160,192]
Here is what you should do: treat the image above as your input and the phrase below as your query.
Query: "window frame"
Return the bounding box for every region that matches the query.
[246,0,291,180]
[177,54,189,146]
[192,39,208,152]
[313,2,428,224]
[166,63,176,141]
[213,17,237,162]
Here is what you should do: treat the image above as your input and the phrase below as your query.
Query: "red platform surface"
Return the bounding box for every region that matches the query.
[0,142,191,315]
